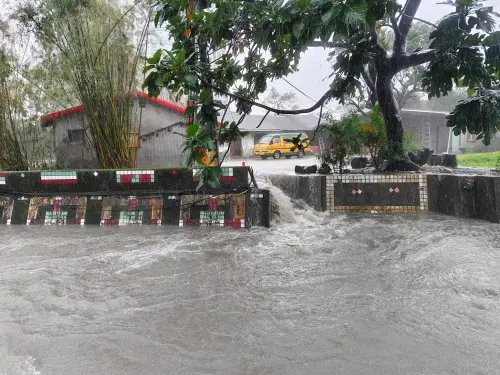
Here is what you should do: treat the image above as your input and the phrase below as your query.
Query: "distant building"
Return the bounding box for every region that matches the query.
[221,109,457,157]
[41,92,186,169]
[399,109,451,153]
[400,109,500,154]
[456,131,500,153]
[220,113,320,157]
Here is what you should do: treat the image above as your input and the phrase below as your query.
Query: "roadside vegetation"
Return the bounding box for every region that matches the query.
[458,152,500,169]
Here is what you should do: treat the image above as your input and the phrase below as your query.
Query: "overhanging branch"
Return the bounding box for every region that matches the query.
[394,49,436,71]
[199,75,354,115]
[399,13,437,29]
[308,41,346,48]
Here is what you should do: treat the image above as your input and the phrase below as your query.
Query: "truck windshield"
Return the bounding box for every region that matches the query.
[258,135,273,144]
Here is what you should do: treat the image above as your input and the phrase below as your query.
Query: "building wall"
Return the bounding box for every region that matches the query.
[400,111,450,154]
[51,97,186,169]
[136,124,185,168]
[459,131,500,153]
[52,112,96,169]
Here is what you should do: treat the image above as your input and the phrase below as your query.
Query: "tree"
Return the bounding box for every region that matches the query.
[264,87,299,111]
[0,15,59,171]
[18,0,148,169]
[344,22,434,114]
[145,0,500,184]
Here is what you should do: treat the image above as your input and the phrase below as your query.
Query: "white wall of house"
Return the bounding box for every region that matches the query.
[49,97,186,168]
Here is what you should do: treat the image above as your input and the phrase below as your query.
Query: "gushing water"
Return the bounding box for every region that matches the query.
[0,184,500,374]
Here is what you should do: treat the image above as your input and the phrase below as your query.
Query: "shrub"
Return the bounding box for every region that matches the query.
[361,105,387,171]
[318,112,364,172]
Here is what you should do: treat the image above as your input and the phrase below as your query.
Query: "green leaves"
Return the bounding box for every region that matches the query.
[147,49,162,65]
[447,89,500,146]
[186,123,199,138]
[467,88,477,96]
[217,121,249,145]
[195,167,222,191]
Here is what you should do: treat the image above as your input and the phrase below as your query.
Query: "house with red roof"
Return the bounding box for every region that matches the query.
[41,92,187,169]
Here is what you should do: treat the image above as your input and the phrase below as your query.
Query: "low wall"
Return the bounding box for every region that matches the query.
[427,174,500,223]
[269,173,428,214]
[267,174,326,211]
[0,167,270,228]
[268,172,500,223]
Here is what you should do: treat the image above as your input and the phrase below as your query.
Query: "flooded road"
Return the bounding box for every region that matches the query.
[1,190,499,374]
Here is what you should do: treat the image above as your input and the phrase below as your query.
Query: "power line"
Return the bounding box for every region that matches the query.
[282,77,338,114]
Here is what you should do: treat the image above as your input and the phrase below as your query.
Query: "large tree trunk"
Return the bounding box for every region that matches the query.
[376,73,406,169]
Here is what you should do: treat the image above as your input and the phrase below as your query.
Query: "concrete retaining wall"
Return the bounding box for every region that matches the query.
[268,172,500,223]
[267,174,326,211]
[427,174,500,223]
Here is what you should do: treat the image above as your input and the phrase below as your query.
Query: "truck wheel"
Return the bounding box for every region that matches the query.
[297,150,305,158]
[273,151,281,159]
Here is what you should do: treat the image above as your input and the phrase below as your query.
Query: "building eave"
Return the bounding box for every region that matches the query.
[40,92,186,127]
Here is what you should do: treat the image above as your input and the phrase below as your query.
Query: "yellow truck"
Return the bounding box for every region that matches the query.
[252,133,311,159]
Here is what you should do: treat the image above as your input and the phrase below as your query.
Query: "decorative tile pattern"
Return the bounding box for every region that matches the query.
[100,196,162,225]
[27,196,86,225]
[41,171,77,185]
[352,184,362,197]
[200,211,225,226]
[0,197,13,225]
[116,170,155,184]
[0,173,5,185]
[326,173,428,214]
[419,174,428,212]
[193,167,234,182]
[179,193,245,228]
[389,185,400,196]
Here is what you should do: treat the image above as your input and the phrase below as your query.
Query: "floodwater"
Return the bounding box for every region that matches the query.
[1,185,500,375]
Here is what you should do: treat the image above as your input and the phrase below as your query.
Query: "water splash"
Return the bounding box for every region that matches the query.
[0,354,41,375]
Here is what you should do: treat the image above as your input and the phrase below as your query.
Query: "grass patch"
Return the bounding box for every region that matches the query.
[458,151,500,168]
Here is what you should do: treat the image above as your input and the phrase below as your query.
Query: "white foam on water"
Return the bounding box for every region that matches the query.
[0,354,41,375]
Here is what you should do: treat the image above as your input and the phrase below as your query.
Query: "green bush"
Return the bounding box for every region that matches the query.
[361,105,387,171]
[319,112,364,172]
[318,106,422,172]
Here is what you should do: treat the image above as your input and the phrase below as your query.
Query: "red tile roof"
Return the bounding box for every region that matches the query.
[41,92,186,126]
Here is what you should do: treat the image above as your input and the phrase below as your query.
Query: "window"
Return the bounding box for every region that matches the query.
[271,136,281,144]
[258,135,273,144]
[67,129,85,144]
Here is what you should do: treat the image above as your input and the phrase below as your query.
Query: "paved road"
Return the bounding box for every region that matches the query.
[223,156,318,174]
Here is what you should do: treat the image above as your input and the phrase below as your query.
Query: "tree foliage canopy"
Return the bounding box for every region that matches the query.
[144,0,499,181]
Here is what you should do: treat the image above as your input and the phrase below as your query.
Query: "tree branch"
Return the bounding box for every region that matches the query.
[307,103,324,146]
[199,75,354,115]
[94,0,146,65]
[256,110,270,128]
[308,41,346,48]
[400,13,437,29]
[397,0,423,53]
[347,98,368,116]
[395,49,436,71]
[391,14,402,48]
[361,69,376,95]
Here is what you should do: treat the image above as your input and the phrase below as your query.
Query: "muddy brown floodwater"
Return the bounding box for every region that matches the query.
[0,186,499,374]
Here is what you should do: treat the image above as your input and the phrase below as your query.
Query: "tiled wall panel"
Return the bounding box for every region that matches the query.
[326,174,428,213]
